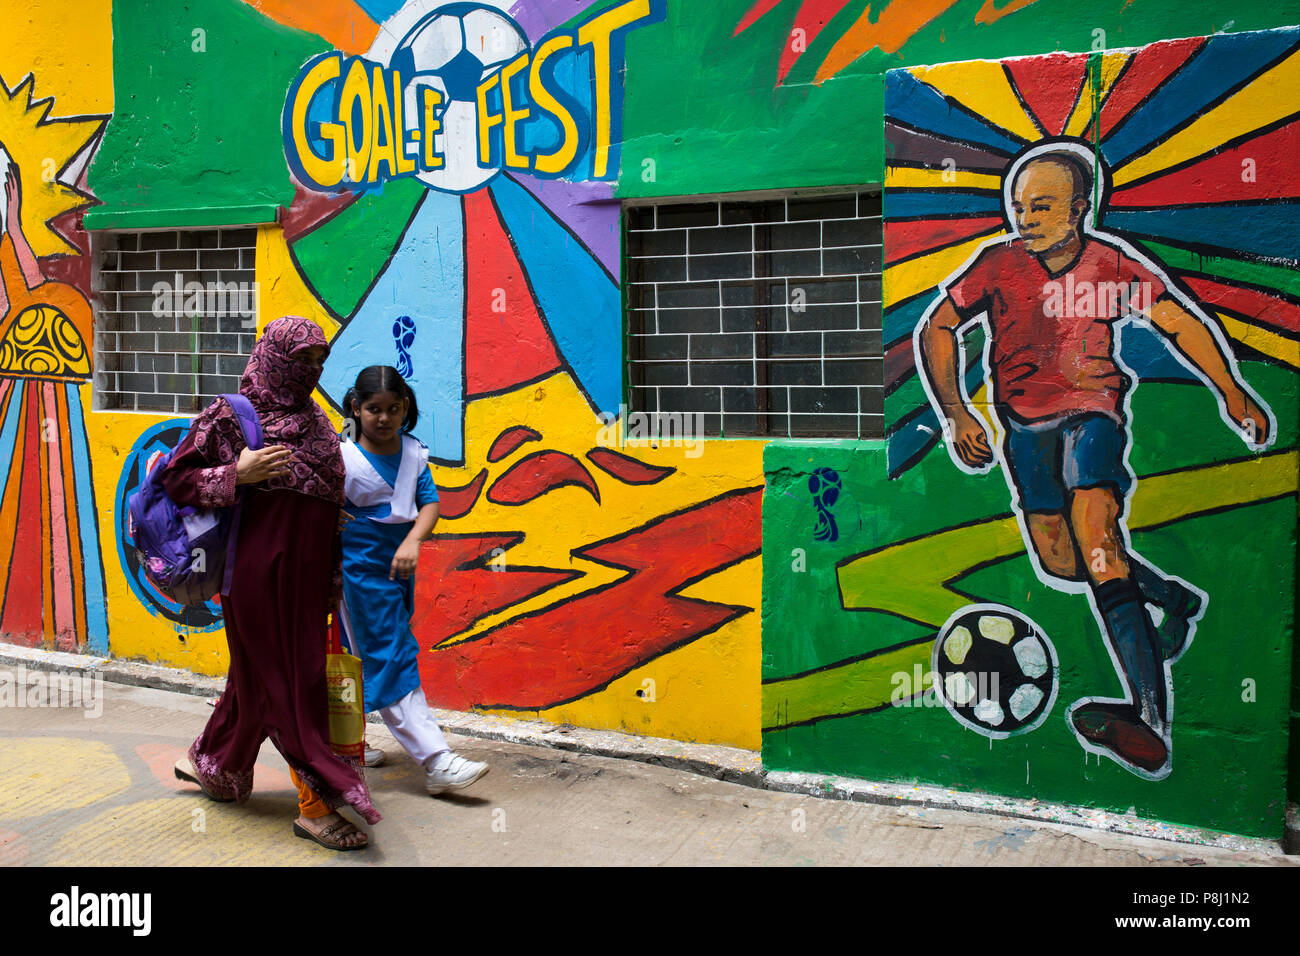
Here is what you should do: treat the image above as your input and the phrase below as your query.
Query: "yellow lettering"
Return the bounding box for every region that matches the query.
[422,87,444,170]
[368,65,397,182]
[476,72,503,166]
[340,58,373,184]
[392,70,415,175]
[500,53,531,171]
[576,0,651,178]
[291,54,344,188]
[529,34,578,175]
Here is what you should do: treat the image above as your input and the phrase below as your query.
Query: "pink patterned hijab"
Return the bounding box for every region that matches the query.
[191,316,345,504]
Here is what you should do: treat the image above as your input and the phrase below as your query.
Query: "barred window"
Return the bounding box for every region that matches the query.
[625,190,883,439]
[93,228,258,413]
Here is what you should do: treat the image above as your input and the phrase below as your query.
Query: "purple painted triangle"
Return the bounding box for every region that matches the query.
[507,173,619,279]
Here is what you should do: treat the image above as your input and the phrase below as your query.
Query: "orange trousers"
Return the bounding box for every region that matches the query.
[290,768,331,819]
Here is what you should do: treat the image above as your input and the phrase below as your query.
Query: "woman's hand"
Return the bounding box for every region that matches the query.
[390,537,421,581]
[236,444,292,485]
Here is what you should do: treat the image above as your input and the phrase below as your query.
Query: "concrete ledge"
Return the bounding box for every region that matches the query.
[2,640,1293,856]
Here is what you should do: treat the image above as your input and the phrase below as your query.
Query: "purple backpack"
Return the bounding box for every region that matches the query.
[128,394,263,606]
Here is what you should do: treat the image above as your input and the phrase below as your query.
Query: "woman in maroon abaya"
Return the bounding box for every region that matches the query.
[168,316,380,848]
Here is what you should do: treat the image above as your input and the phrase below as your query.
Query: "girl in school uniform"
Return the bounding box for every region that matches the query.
[339,365,488,794]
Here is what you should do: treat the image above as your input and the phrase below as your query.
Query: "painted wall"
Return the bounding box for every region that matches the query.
[2,1,1297,832]
[0,0,112,654]
[69,0,766,750]
[762,27,1299,838]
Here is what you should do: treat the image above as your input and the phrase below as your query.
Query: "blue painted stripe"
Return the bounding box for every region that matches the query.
[1101,203,1300,263]
[1119,323,1199,382]
[884,293,937,348]
[351,0,406,26]
[885,192,1003,220]
[0,379,23,488]
[488,173,620,416]
[885,69,1026,157]
[65,384,109,654]
[886,361,987,477]
[1102,29,1300,167]
[319,191,467,463]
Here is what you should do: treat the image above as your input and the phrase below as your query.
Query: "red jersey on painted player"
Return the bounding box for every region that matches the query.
[915,144,1273,778]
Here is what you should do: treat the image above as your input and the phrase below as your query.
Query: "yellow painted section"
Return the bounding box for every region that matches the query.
[256,224,340,340]
[1112,48,1300,187]
[0,0,113,114]
[0,738,130,820]
[537,556,762,748]
[83,389,236,675]
[763,640,926,730]
[1063,51,1130,137]
[885,166,1002,192]
[1218,312,1300,370]
[885,233,1000,306]
[48,796,327,866]
[908,60,1044,142]
[428,370,767,748]
[0,60,107,257]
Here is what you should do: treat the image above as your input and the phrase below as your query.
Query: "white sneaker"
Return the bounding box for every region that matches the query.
[363,745,386,768]
[425,752,489,795]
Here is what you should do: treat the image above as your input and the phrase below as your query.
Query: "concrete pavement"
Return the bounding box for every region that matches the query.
[0,648,1296,866]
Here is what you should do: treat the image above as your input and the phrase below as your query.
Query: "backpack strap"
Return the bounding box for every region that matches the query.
[219,393,263,597]
[222,393,263,451]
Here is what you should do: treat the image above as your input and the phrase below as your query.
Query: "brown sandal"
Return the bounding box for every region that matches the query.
[293,818,369,851]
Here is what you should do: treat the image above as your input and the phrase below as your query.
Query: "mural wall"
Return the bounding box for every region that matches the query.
[762,27,1299,837]
[2,0,1297,833]
[0,0,111,654]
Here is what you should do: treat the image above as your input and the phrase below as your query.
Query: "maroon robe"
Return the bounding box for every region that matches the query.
[162,423,380,825]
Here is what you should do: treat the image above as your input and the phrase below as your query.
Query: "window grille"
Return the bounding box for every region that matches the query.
[625,190,883,439]
[94,228,257,413]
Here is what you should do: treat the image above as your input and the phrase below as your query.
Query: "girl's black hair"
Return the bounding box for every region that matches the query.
[342,365,419,435]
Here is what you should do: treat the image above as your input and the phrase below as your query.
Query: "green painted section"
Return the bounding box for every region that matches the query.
[762,363,1298,837]
[619,0,1300,197]
[1132,240,1300,300]
[288,179,428,319]
[82,204,278,230]
[88,0,327,224]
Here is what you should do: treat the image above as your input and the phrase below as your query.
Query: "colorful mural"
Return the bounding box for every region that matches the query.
[762,27,1298,836]
[3,0,1298,836]
[233,0,764,747]
[0,48,110,652]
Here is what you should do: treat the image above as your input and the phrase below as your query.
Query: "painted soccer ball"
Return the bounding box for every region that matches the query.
[389,2,529,193]
[931,604,1058,738]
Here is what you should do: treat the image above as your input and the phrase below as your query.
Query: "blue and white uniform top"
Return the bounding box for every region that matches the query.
[340,435,439,524]
[337,434,439,711]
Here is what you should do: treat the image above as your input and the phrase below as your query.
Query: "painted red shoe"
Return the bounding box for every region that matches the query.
[1071,702,1169,773]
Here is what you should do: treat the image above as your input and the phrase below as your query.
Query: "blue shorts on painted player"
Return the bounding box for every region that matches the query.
[1001,410,1204,774]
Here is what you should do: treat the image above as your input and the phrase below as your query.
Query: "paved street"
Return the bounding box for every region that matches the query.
[0,666,1295,867]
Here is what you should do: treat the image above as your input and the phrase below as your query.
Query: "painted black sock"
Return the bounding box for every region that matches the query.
[1092,576,1167,731]
[1129,556,1196,617]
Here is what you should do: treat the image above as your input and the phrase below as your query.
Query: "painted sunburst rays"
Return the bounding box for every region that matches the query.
[882,28,1300,476]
